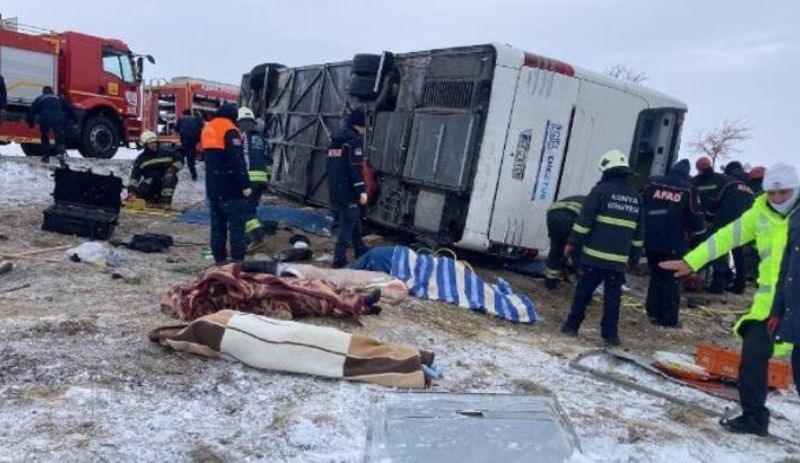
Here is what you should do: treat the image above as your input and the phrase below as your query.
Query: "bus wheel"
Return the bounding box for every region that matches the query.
[79,115,119,159]
[21,143,43,157]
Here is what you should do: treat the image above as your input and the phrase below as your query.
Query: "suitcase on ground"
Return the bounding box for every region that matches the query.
[41,167,122,240]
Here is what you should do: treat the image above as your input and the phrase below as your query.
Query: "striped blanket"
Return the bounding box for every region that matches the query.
[390,247,538,323]
[149,310,432,388]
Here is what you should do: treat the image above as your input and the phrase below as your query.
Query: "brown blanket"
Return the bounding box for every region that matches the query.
[161,264,370,321]
[149,310,433,388]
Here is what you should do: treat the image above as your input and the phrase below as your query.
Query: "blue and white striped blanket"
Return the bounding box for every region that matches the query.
[390,246,538,324]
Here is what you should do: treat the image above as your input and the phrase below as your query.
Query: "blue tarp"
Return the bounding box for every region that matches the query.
[180,206,333,237]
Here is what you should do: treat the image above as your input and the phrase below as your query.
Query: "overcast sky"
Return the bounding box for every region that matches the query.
[3,0,797,169]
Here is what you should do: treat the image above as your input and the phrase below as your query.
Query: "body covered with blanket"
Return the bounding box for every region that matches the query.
[350,246,538,323]
[161,263,373,321]
[149,310,433,388]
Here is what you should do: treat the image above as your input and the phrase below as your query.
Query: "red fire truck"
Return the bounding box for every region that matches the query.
[143,77,239,144]
[0,17,152,158]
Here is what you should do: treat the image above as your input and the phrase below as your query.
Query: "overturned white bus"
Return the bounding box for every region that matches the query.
[240,43,687,258]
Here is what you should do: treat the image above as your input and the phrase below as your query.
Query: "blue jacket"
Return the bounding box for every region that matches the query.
[176,114,203,144]
[326,126,365,206]
[771,202,800,343]
[26,93,76,127]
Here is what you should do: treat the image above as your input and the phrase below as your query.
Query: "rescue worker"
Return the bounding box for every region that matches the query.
[175,109,203,181]
[768,180,800,397]
[749,166,765,196]
[202,103,251,265]
[327,108,368,268]
[127,131,183,207]
[561,150,644,346]
[711,161,755,294]
[543,195,586,290]
[25,86,75,164]
[692,156,729,224]
[237,106,273,252]
[661,162,800,436]
[641,159,706,327]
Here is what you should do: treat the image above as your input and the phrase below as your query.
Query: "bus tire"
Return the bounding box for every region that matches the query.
[351,54,382,76]
[348,75,379,100]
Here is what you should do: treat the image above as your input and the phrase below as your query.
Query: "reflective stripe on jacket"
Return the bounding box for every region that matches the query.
[684,195,796,355]
[567,172,643,272]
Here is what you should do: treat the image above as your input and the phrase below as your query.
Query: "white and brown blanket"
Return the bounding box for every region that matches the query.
[149,310,433,389]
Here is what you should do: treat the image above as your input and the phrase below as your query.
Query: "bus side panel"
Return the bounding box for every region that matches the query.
[556,81,649,199]
[455,64,520,252]
[486,68,579,251]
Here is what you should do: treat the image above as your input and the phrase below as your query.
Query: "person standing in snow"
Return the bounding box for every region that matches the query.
[560,150,644,346]
[661,162,800,436]
[641,159,706,327]
[543,195,586,290]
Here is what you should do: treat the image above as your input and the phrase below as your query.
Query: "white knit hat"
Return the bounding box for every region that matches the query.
[763,163,800,191]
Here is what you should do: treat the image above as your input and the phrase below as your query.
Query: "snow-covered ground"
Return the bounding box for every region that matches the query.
[0,156,798,462]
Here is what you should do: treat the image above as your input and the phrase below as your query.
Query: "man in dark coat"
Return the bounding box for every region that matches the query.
[175,109,203,181]
[327,109,369,268]
[202,103,251,265]
[711,161,755,293]
[561,149,644,346]
[768,171,800,396]
[26,86,75,164]
[0,74,6,112]
[543,195,585,290]
[642,159,706,327]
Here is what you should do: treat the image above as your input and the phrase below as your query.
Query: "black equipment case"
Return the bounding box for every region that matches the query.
[41,167,123,240]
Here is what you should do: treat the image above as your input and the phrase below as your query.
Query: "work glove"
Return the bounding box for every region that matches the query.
[359,192,368,206]
[564,244,575,257]
[243,188,252,197]
[166,166,178,175]
[766,316,781,337]
[124,191,138,202]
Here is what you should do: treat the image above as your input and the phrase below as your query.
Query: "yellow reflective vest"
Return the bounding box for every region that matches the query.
[684,195,796,355]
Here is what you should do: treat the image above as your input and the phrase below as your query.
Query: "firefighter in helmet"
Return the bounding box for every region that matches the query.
[126,131,183,207]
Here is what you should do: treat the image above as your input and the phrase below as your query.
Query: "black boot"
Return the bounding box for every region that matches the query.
[720,414,768,437]
[603,336,621,347]
[560,323,578,336]
[544,278,559,290]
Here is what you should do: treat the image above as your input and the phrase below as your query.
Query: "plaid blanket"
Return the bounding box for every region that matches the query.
[161,264,370,321]
[149,310,432,388]
[391,247,538,323]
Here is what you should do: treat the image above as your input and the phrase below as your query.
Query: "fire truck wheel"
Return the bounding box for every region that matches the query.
[20,143,43,157]
[79,115,119,159]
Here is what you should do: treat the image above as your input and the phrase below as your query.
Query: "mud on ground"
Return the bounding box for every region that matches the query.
[0,156,797,462]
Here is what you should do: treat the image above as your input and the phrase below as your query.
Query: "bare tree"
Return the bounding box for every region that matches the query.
[689,119,753,168]
[604,64,648,83]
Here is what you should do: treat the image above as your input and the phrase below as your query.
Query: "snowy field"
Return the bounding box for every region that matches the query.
[0,154,798,462]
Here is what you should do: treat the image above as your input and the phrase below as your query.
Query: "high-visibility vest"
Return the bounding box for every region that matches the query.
[201,118,239,151]
[684,195,798,355]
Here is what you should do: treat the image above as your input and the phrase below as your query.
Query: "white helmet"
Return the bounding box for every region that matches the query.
[140,131,158,145]
[238,107,255,121]
[598,149,629,172]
